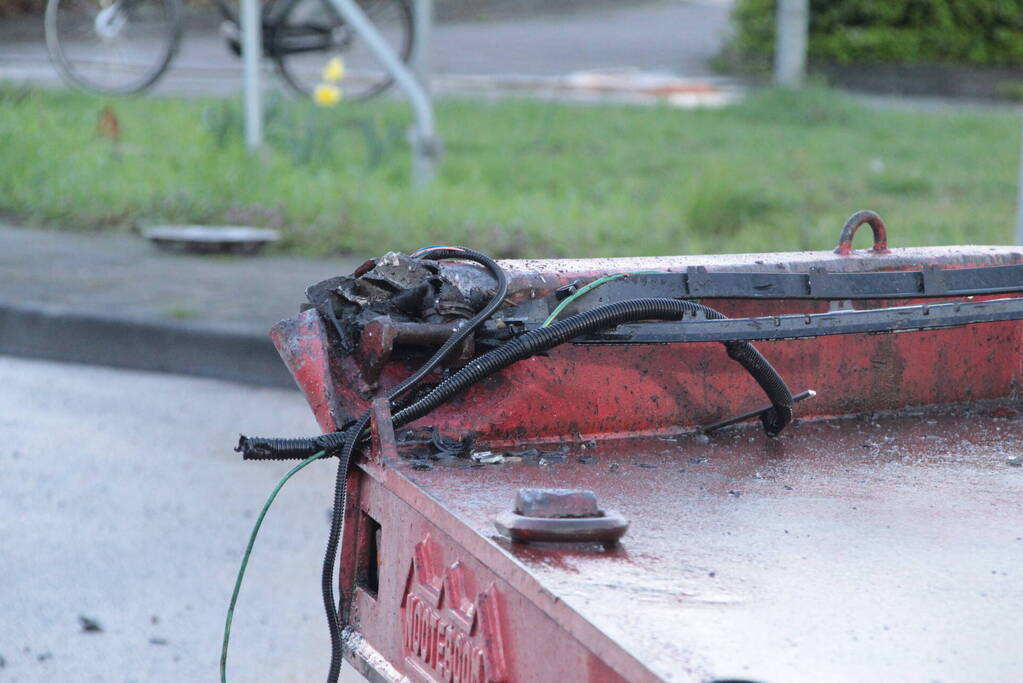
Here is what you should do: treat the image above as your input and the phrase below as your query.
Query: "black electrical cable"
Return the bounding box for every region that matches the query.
[430,427,473,456]
[384,247,509,404]
[323,246,507,683]
[390,298,793,436]
[236,247,507,683]
[237,433,349,460]
[321,414,368,683]
[274,246,505,683]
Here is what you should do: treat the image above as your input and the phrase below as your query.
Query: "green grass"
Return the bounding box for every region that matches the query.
[0,83,1019,258]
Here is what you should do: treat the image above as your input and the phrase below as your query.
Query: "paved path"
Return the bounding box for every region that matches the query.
[0,355,359,682]
[0,223,363,387]
[0,224,359,335]
[0,1,734,96]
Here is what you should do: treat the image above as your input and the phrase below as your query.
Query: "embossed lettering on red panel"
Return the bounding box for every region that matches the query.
[400,535,508,683]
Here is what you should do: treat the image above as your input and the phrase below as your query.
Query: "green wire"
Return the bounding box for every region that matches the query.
[541,271,666,328]
[221,450,329,683]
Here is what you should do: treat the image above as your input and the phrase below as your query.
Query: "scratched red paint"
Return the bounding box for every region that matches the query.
[269,244,1023,682]
[274,247,1023,447]
[400,535,507,683]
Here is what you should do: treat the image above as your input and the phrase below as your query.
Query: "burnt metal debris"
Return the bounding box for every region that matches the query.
[305,251,490,359]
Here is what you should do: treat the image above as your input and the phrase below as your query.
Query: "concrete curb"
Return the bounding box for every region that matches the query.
[0,301,296,389]
[430,71,743,108]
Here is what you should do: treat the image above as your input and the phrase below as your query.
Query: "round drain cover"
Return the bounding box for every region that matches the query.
[141,225,280,255]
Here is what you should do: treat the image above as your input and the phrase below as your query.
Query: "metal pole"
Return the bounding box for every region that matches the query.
[411,0,433,94]
[1016,114,1023,244]
[240,0,263,150]
[325,0,440,187]
[774,0,808,88]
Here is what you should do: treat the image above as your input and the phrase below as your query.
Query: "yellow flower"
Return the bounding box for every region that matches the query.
[313,83,342,107]
[322,57,345,83]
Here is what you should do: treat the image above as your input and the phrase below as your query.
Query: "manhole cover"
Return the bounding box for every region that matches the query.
[141,225,280,255]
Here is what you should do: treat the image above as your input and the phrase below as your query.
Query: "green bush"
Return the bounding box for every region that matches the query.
[729,0,1023,66]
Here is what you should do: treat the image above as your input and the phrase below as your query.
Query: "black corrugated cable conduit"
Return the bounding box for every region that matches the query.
[389,298,793,436]
[238,299,795,461]
[325,247,508,683]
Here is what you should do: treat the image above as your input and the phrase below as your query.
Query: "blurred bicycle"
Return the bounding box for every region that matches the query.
[44,0,414,99]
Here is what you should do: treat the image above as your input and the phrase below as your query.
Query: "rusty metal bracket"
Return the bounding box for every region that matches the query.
[355,317,474,387]
[921,264,949,296]
[369,396,398,464]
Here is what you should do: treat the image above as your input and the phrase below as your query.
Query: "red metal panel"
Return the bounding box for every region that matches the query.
[270,309,337,432]
[375,403,1023,682]
[268,244,1023,682]
[272,247,1023,444]
[284,318,1023,447]
[339,393,1023,682]
[331,400,663,681]
[348,470,655,682]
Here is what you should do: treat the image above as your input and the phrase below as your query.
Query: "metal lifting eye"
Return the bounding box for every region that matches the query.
[834,210,889,256]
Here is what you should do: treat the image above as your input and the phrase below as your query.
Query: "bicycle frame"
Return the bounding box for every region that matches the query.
[214,0,352,58]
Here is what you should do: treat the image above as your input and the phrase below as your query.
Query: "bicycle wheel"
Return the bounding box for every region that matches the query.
[271,0,414,101]
[45,0,182,95]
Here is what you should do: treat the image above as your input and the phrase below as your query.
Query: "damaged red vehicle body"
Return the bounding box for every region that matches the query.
[265,220,1023,682]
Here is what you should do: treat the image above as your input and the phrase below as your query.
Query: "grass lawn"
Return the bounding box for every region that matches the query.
[0,83,1019,258]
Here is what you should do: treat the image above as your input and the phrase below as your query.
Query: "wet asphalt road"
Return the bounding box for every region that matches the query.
[0,356,358,682]
[0,1,733,96]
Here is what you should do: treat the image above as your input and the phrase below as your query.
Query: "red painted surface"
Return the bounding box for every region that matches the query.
[385,402,1023,682]
[270,310,336,432]
[347,460,648,682]
[270,244,1023,682]
[275,248,1023,448]
[401,535,507,682]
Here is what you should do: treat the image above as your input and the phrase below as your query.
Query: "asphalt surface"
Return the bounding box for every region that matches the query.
[0,224,361,387]
[0,355,361,682]
[0,1,733,96]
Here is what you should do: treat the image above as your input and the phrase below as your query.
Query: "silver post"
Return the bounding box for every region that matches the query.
[411,0,432,94]
[240,0,263,150]
[774,0,808,88]
[325,0,440,187]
